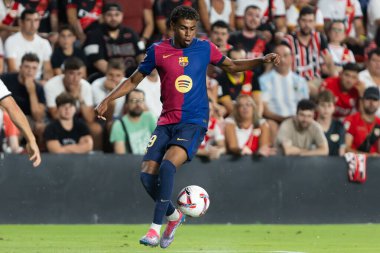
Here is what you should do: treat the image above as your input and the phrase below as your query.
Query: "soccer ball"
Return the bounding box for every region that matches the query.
[177,185,210,218]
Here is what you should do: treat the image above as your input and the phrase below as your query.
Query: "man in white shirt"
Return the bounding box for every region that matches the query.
[0,79,40,167]
[44,57,103,150]
[4,9,53,82]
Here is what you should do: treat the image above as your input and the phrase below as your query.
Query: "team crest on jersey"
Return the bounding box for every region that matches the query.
[179,57,189,67]
[175,75,193,93]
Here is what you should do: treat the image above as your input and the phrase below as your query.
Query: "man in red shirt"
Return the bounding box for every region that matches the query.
[321,63,362,121]
[344,87,380,154]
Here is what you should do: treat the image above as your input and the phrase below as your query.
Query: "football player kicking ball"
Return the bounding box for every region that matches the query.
[95,6,280,248]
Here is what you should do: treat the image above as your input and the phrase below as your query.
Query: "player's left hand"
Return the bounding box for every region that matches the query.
[26,141,41,167]
[263,53,281,66]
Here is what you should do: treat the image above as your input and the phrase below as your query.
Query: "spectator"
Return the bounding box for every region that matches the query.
[225,94,273,157]
[217,48,259,116]
[283,6,336,93]
[367,0,380,41]
[105,0,154,46]
[92,59,127,121]
[318,0,365,50]
[228,5,269,60]
[44,57,103,150]
[286,0,324,33]
[197,100,225,160]
[51,25,87,77]
[0,1,23,37]
[44,92,93,154]
[0,53,46,147]
[4,9,53,82]
[83,3,145,79]
[317,90,346,156]
[64,0,103,44]
[276,99,329,156]
[320,63,362,120]
[327,20,356,73]
[0,109,22,154]
[209,20,232,55]
[137,69,162,119]
[109,89,156,155]
[19,0,59,45]
[235,0,286,33]
[260,44,309,144]
[344,87,380,155]
[198,0,235,35]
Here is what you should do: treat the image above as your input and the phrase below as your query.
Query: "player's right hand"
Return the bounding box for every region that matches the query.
[26,141,41,167]
[95,101,108,121]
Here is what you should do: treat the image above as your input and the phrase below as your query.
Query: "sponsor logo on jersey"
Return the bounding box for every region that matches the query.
[175,75,193,93]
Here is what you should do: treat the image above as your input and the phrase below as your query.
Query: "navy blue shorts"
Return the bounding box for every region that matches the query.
[143,123,207,164]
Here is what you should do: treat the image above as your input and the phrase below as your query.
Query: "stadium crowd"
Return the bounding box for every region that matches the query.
[1,0,380,158]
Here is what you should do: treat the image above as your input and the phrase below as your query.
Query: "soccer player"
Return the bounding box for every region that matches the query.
[95,6,280,248]
[0,79,41,167]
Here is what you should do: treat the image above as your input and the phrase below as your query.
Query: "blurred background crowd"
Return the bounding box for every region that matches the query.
[1,0,380,159]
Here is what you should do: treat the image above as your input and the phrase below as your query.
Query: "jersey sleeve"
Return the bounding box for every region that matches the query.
[209,41,225,66]
[353,0,363,18]
[138,44,156,75]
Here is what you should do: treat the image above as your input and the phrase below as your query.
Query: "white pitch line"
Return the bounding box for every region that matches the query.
[135,251,306,253]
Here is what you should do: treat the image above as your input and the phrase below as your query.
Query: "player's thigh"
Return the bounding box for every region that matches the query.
[166,123,207,166]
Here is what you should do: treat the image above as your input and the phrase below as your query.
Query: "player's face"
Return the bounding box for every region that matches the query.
[127,91,145,117]
[298,14,315,35]
[20,60,38,79]
[296,109,314,129]
[340,70,358,91]
[58,30,76,49]
[21,13,41,35]
[172,19,197,48]
[368,54,380,76]
[210,27,229,47]
[317,102,335,119]
[363,98,380,115]
[104,10,123,30]
[58,103,76,120]
[244,8,261,31]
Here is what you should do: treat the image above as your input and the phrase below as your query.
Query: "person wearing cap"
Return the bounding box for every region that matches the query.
[83,3,145,80]
[43,92,93,154]
[344,86,380,154]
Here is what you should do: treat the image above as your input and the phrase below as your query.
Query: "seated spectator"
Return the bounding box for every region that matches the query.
[344,87,380,155]
[44,92,93,154]
[4,9,53,82]
[109,89,156,155]
[83,3,145,79]
[317,90,346,156]
[283,6,336,92]
[198,0,235,35]
[225,94,273,157]
[359,48,380,116]
[260,44,309,144]
[51,25,87,77]
[286,0,324,33]
[197,100,225,160]
[320,63,362,121]
[209,20,232,55]
[92,59,127,122]
[137,69,162,119]
[0,109,23,154]
[217,48,259,116]
[276,99,329,156]
[44,57,103,150]
[327,20,356,73]
[0,53,46,147]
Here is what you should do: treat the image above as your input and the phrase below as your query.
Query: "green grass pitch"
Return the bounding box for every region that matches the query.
[0,224,379,253]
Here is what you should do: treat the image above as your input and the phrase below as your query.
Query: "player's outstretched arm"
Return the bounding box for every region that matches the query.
[95,70,146,120]
[220,53,280,73]
[1,96,41,167]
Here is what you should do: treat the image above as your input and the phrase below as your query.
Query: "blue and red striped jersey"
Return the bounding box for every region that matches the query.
[138,38,225,128]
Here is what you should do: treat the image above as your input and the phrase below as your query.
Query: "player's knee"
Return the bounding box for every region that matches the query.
[141,160,159,174]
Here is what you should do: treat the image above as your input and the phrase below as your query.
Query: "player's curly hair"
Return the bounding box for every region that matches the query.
[170,5,199,25]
